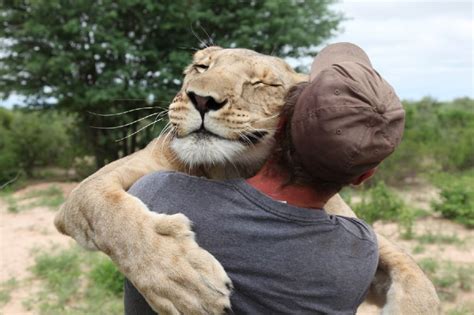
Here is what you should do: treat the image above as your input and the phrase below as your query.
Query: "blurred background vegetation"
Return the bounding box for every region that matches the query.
[0,1,473,314]
[0,0,341,167]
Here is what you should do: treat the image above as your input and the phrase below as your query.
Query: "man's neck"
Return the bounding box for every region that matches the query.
[246,161,330,210]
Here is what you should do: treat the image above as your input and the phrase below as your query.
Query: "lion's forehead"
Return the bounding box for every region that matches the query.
[199,48,293,76]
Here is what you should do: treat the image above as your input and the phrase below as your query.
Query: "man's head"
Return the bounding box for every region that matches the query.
[274,43,405,194]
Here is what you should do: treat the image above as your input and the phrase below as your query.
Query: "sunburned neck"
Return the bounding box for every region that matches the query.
[246,161,329,210]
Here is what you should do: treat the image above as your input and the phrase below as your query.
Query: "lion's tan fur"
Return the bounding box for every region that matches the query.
[55,47,439,314]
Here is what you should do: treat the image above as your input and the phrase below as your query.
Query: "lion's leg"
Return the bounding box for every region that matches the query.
[375,234,440,314]
[54,138,170,248]
[53,148,145,249]
[54,137,233,314]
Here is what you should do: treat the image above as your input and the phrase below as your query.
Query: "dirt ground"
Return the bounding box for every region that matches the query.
[0,183,76,315]
[1,182,473,314]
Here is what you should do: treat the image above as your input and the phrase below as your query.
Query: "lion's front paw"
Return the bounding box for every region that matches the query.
[153,213,195,237]
[126,212,232,315]
[54,202,100,251]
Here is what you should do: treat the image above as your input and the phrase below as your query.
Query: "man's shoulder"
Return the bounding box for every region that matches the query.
[334,215,378,244]
[134,170,188,185]
[128,171,235,201]
[129,171,178,195]
[130,171,196,193]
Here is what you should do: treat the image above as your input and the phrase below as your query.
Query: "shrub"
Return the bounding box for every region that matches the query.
[434,105,474,171]
[0,108,85,183]
[376,137,425,184]
[89,259,124,296]
[354,181,406,224]
[432,173,474,228]
[0,108,20,184]
[352,181,415,238]
[375,97,474,185]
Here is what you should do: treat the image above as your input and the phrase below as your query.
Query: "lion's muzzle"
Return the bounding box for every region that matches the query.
[187,91,228,119]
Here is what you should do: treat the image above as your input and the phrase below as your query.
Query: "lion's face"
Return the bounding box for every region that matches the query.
[168,47,306,168]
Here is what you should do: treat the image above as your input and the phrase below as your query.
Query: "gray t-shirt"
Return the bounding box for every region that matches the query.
[124,171,378,315]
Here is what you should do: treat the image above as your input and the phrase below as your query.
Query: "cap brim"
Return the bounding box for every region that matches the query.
[310,42,373,81]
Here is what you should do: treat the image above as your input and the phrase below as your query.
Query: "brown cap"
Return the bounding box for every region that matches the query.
[291,43,405,184]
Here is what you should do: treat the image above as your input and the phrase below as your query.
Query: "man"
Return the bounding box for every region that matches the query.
[124,42,405,314]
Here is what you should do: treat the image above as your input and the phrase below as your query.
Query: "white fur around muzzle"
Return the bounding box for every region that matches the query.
[170,134,274,167]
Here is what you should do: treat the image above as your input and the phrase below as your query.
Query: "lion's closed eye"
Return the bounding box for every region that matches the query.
[194,64,209,73]
[251,80,282,87]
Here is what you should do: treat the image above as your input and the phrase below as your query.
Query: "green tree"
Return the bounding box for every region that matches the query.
[0,0,343,167]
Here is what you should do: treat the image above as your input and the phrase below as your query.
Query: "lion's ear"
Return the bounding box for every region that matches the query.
[193,46,223,60]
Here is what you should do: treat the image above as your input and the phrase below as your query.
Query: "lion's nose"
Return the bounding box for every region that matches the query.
[187,91,227,117]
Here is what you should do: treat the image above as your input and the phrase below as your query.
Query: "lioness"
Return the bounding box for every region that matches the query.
[55,46,439,314]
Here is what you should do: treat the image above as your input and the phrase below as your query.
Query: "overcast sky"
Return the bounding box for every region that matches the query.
[326,0,473,100]
[1,0,472,107]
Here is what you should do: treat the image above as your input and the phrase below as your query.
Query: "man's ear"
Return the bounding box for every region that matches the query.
[351,168,377,185]
[273,116,288,142]
[276,116,287,133]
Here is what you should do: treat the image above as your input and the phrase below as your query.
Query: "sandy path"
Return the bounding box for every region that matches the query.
[0,183,76,315]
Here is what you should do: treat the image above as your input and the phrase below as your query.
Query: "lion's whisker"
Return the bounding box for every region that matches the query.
[90,112,160,130]
[237,132,256,147]
[197,23,214,46]
[150,121,172,155]
[151,112,167,134]
[252,113,280,122]
[157,122,174,153]
[163,129,175,152]
[157,121,172,139]
[88,106,161,117]
[111,98,170,104]
[190,23,208,49]
[246,125,277,134]
[115,120,159,143]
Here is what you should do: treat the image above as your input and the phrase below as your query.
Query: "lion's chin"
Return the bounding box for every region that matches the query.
[170,133,274,168]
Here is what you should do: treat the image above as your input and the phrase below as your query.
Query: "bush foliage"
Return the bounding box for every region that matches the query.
[89,259,125,296]
[353,181,405,224]
[350,182,416,238]
[0,108,85,185]
[376,97,474,184]
[432,172,474,228]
